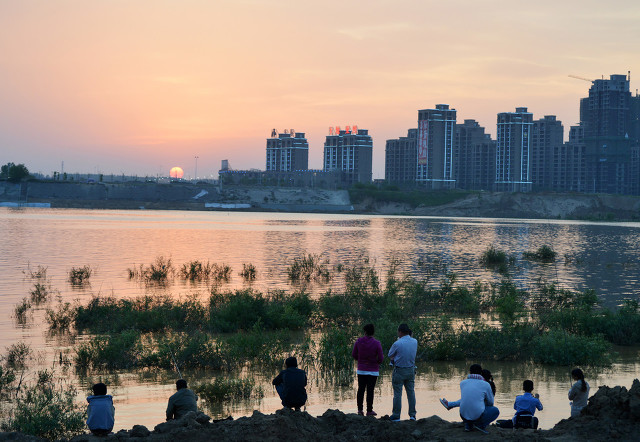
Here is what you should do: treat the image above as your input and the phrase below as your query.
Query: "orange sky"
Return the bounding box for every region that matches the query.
[1,0,639,179]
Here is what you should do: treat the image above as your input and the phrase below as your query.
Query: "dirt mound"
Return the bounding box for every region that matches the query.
[5,381,639,441]
[547,379,640,441]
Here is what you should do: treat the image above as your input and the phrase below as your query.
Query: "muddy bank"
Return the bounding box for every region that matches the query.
[356,192,640,221]
[0,379,620,441]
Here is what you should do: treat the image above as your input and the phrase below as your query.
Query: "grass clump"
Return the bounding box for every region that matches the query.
[128,256,174,282]
[179,260,213,281]
[195,378,264,403]
[287,254,330,283]
[240,263,257,280]
[13,298,31,324]
[480,245,507,267]
[29,282,49,304]
[211,263,232,282]
[45,302,75,331]
[68,265,93,285]
[524,245,557,262]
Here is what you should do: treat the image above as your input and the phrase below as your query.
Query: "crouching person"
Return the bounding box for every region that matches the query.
[497,379,543,429]
[86,383,115,436]
[272,356,307,411]
[166,379,198,420]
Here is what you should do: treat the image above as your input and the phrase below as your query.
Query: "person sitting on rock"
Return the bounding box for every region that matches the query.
[86,382,115,436]
[497,379,543,429]
[166,379,198,420]
[272,356,307,411]
[440,364,499,434]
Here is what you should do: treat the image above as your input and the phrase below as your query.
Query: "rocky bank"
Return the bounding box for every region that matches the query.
[2,380,637,441]
[357,192,640,220]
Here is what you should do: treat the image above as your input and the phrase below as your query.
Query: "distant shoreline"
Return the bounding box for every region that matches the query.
[2,180,640,221]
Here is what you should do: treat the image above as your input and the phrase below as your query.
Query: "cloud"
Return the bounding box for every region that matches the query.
[337,22,418,40]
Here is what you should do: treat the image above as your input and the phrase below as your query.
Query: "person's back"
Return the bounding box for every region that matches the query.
[273,356,307,410]
[498,380,543,429]
[568,368,589,418]
[86,383,115,436]
[166,379,198,420]
[459,375,493,421]
[353,335,383,371]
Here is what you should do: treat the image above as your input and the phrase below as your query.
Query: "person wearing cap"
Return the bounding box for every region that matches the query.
[387,323,418,421]
[272,356,307,411]
[166,379,198,420]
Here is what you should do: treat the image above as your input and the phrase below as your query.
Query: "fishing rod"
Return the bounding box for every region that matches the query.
[169,347,183,379]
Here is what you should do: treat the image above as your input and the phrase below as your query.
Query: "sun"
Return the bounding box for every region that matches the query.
[169,166,184,179]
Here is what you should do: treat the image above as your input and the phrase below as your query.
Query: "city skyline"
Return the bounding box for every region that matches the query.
[2,1,640,179]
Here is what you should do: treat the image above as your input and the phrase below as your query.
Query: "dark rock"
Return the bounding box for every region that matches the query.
[130,425,150,438]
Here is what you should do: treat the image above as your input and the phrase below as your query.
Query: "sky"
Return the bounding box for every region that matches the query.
[1,0,639,179]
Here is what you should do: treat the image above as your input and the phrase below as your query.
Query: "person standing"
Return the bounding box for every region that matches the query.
[387,323,418,421]
[568,368,590,417]
[166,379,198,420]
[352,323,384,416]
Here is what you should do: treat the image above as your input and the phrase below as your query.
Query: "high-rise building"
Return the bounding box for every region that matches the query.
[496,107,533,192]
[455,120,496,191]
[581,74,635,194]
[551,125,587,193]
[531,115,564,191]
[323,127,373,185]
[385,129,417,184]
[416,104,456,189]
[266,130,309,172]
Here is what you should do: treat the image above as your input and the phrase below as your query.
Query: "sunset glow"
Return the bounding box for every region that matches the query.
[1,0,639,178]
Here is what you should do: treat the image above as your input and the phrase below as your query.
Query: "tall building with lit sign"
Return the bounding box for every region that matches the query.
[323,126,373,185]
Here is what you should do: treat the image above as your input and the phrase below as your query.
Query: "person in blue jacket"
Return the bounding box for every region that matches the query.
[86,382,115,436]
[272,356,307,411]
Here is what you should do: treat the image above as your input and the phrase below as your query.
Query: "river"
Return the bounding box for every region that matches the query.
[0,208,639,430]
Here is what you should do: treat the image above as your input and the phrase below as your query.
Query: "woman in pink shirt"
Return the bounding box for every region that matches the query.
[352,323,384,416]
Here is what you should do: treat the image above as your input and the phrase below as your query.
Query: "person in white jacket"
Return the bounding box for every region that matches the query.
[440,364,499,433]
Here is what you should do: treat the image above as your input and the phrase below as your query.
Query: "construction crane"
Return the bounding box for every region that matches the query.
[568,74,593,83]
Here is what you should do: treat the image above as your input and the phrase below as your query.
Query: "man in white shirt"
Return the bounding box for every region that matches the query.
[441,364,500,433]
[387,323,418,421]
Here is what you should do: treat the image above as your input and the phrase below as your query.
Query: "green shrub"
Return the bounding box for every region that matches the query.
[530,329,612,366]
[75,330,143,369]
[316,327,355,370]
[479,245,509,271]
[524,245,557,262]
[0,369,85,439]
[195,378,263,403]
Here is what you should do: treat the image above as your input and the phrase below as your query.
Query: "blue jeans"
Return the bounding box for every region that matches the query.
[391,366,416,419]
[464,406,499,429]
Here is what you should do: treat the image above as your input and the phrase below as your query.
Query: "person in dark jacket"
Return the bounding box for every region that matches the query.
[166,379,198,420]
[86,382,115,436]
[272,356,307,410]
[352,323,383,416]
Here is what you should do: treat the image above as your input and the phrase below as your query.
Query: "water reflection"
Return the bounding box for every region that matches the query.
[2,209,640,431]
